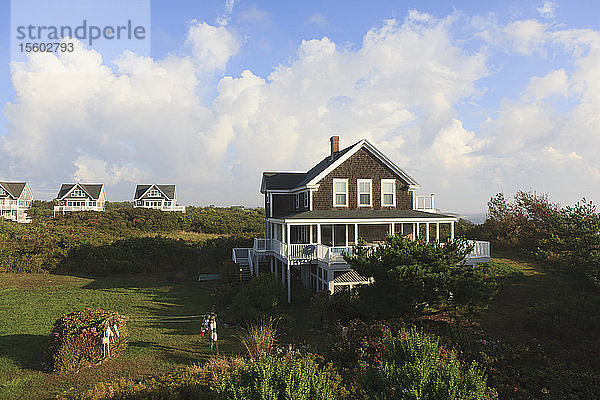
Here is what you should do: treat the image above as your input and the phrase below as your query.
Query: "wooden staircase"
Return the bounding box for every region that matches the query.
[239,264,252,281]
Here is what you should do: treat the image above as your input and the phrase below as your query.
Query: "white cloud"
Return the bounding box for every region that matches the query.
[431,119,484,169]
[185,21,239,72]
[305,13,328,28]
[524,69,569,100]
[537,1,557,19]
[74,156,148,184]
[4,11,600,212]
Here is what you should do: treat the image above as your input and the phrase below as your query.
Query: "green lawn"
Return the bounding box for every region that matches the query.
[0,274,241,400]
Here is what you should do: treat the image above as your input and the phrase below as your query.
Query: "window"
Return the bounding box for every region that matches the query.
[333,179,348,207]
[304,192,309,208]
[71,189,84,197]
[357,179,372,207]
[295,193,300,209]
[0,188,5,196]
[148,189,161,197]
[381,179,396,206]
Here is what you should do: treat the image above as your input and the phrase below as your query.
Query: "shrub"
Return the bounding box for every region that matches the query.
[210,354,344,400]
[47,308,128,372]
[225,274,286,325]
[359,327,488,399]
[347,236,495,321]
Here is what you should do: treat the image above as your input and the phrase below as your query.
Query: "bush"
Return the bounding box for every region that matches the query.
[47,308,128,372]
[359,326,488,399]
[225,274,286,326]
[347,236,495,320]
[210,354,344,400]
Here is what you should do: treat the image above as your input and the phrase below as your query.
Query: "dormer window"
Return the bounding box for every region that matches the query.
[357,179,372,207]
[381,179,396,206]
[148,189,161,197]
[0,188,5,196]
[333,179,348,207]
[304,192,309,208]
[71,189,84,197]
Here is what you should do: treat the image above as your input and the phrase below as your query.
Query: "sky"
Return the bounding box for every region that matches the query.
[1,0,600,213]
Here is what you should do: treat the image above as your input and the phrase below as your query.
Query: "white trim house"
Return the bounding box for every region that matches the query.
[134,184,185,212]
[233,136,491,303]
[0,181,33,223]
[54,183,106,216]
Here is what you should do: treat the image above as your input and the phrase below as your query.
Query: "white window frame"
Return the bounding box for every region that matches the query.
[357,179,372,207]
[148,189,161,197]
[333,178,348,207]
[295,193,300,209]
[304,191,309,208]
[71,189,84,197]
[381,179,396,207]
[0,188,5,196]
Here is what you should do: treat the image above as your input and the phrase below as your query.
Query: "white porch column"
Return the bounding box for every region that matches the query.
[400,223,404,235]
[354,223,359,244]
[281,260,285,285]
[450,221,455,241]
[310,225,313,244]
[270,257,274,273]
[317,223,321,244]
[436,222,440,242]
[416,222,420,239]
[345,224,349,246]
[426,223,430,243]
[412,223,416,240]
[390,223,395,236]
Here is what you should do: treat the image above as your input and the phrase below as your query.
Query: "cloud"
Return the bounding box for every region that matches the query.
[524,69,569,100]
[305,13,328,28]
[3,11,600,212]
[0,14,491,208]
[185,21,240,72]
[537,1,557,19]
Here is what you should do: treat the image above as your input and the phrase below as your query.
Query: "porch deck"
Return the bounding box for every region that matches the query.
[235,237,491,267]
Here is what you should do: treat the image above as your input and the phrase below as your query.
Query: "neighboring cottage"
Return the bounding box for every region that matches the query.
[233,136,491,302]
[133,184,185,212]
[0,181,33,223]
[54,183,106,216]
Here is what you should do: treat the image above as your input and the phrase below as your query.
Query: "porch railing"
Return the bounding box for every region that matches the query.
[253,238,355,265]
[414,194,436,211]
[465,240,491,261]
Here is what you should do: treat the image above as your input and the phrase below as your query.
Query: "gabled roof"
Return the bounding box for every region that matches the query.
[0,182,27,198]
[134,184,176,200]
[261,139,419,193]
[57,183,104,200]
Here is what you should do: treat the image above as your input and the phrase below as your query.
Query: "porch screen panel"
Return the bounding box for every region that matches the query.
[321,225,333,247]
[334,225,346,246]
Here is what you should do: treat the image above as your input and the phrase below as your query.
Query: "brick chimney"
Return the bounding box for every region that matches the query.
[330,136,340,157]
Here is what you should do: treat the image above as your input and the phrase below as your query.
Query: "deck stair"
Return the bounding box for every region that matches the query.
[239,264,252,281]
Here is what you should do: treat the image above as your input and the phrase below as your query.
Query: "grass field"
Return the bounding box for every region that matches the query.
[0,274,241,400]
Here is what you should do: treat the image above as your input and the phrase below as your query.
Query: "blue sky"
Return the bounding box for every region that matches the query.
[1,0,600,212]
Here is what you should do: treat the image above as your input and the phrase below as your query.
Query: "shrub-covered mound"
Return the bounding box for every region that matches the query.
[47,308,128,372]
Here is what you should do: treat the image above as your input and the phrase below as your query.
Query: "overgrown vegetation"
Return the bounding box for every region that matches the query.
[47,309,128,372]
[0,206,261,274]
[344,237,499,320]
[459,190,600,285]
